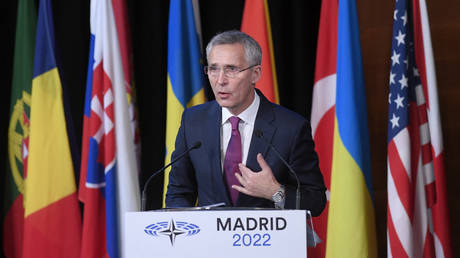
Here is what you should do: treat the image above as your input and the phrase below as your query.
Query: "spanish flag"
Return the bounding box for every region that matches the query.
[163,0,206,205]
[241,0,279,103]
[310,0,377,257]
[21,0,82,257]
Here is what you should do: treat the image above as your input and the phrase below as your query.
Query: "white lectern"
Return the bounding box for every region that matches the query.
[124,208,310,258]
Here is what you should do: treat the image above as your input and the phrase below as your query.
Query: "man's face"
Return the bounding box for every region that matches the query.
[207,43,261,115]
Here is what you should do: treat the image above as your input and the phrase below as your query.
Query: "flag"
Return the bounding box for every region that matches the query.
[79,0,141,257]
[18,0,83,257]
[163,0,206,205]
[386,0,452,257]
[310,0,377,257]
[241,0,279,103]
[2,0,36,257]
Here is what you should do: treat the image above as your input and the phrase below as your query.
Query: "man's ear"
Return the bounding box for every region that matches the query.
[252,65,262,84]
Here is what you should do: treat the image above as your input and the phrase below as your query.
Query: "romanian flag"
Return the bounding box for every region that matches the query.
[20,0,82,257]
[163,0,206,205]
[241,0,279,103]
[310,0,377,257]
[79,0,141,257]
[2,0,36,257]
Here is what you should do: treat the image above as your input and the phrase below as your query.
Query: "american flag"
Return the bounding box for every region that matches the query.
[387,0,451,257]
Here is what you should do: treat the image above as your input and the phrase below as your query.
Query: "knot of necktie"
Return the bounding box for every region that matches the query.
[229,116,241,130]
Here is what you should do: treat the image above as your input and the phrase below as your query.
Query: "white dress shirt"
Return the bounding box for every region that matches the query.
[220,91,260,171]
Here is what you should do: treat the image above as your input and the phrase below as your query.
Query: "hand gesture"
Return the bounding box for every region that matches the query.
[232,153,281,200]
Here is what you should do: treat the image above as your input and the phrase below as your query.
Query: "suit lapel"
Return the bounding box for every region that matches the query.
[246,91,276,172]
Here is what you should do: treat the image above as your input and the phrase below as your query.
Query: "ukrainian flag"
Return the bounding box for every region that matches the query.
[325,0,377,257]
[164,0,205,205]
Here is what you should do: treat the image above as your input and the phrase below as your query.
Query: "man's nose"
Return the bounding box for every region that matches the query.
[216,69,228,85]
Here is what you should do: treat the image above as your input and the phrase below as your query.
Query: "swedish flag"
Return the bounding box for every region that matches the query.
[164,0,205,205]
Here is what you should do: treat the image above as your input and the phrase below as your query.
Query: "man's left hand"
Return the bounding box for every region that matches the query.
[232,153,280,200]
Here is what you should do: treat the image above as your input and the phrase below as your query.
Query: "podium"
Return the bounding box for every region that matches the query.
[124,208,312,258]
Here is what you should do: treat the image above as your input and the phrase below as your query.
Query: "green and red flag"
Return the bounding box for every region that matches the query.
[3,0,36,256]
[3,0,82,257]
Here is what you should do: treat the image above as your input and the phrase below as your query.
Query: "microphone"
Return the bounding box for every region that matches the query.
[254,130,301,209]
[141,141,201,211]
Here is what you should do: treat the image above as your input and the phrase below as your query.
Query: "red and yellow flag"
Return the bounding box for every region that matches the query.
[241,0,279,103]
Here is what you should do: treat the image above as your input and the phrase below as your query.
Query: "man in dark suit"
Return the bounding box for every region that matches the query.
[165,30,326,216]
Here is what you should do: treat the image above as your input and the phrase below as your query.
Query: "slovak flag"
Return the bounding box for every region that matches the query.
[78,0,140,257]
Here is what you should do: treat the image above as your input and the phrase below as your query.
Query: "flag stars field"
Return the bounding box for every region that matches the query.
[395,94,405,109]
[391,50,400,65]
[395,30,406,46]
[390,113,400,129]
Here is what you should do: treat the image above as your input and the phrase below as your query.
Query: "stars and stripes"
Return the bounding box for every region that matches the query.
[387,0,451,257]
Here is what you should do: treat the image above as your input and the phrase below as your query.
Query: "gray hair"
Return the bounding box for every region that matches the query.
[205,30,262,66]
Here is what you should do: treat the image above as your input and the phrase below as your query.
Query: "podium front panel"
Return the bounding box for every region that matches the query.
[124,209,307,258]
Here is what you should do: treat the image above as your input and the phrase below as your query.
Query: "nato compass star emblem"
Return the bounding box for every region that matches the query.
[144,219,201,246]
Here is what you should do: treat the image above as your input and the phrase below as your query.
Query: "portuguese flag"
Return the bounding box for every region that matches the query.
[3,0,36,257]
[3,0,82,257]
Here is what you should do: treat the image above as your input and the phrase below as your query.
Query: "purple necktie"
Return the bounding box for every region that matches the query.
[224,116,242,205]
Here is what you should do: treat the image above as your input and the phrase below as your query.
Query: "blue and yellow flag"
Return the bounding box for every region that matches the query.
[164,0,205,205]
[327,0,377,257]
[310,0,377,257]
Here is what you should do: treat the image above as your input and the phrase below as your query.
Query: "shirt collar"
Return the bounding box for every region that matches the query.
[222,90,260,125]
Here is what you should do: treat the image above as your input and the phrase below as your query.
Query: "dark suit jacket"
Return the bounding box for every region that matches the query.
[165,90,326,216]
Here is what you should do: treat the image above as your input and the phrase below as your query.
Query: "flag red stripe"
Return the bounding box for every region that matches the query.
[421,143,432,164]
[425,183,436,208]
[387,206,409,258]
[411,0,430,108]
[431,153,452,257]
[418,104,428,124]
[423,230,436,258]
[388,140,413,218]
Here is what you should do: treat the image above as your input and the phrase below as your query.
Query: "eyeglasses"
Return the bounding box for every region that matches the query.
[204,64,257,78]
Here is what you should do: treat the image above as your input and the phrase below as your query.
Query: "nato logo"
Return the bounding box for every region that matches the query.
[144,219,201,246]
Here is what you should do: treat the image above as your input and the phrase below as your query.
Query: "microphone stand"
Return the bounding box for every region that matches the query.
[141,141,201,211]
[255,130,301,209]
